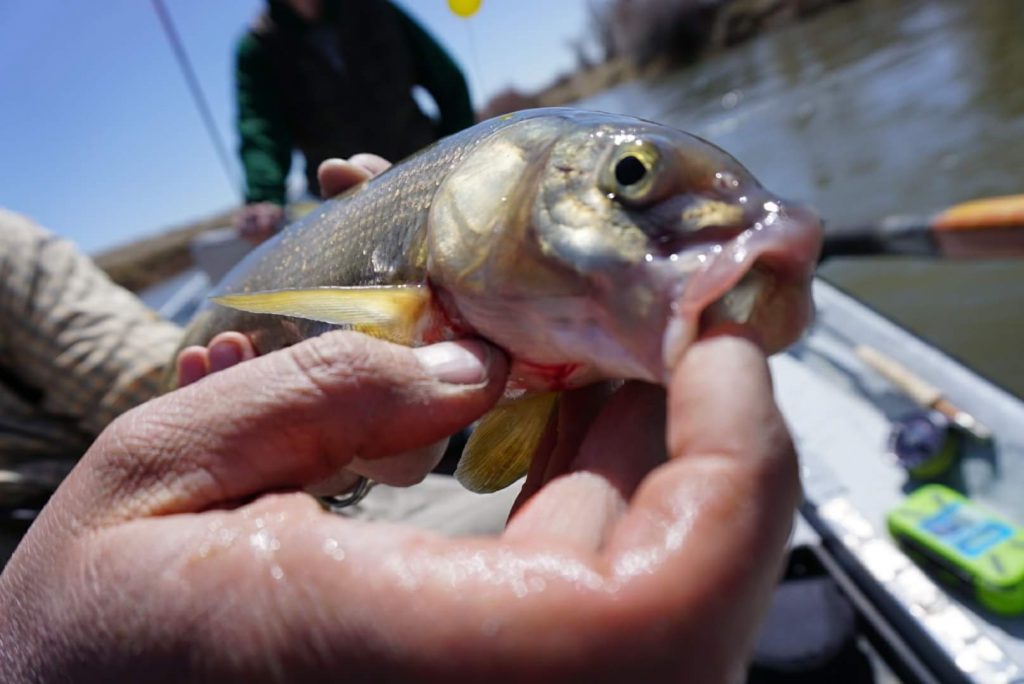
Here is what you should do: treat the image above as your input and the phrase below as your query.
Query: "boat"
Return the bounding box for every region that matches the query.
[142,228,1024,684]
[781,279,1024,684]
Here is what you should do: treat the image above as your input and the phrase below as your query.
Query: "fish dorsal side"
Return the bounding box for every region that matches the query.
[211,285,431,345]
[455,391,560,493]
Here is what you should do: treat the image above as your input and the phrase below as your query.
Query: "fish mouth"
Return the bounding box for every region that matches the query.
[662,200,823,369]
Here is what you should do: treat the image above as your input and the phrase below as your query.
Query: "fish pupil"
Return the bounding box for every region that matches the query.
[615,156,647,186]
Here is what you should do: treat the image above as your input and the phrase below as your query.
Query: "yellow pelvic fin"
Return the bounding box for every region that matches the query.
[455,392,560,493]
[211,285,430,344]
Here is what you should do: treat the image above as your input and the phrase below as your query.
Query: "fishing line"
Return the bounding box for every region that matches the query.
[464,20,487,107]
[151,0,242,201]
[448,0,487,110]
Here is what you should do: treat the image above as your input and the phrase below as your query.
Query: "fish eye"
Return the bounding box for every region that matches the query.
[615,155,647,186]
[605,141,663,205]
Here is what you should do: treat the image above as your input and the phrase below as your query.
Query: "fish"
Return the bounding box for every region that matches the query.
[177,108,823,493]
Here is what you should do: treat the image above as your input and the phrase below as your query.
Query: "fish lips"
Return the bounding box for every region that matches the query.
[659,200,824,374]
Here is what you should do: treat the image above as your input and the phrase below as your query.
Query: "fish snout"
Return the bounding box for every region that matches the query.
[673,196,824,359]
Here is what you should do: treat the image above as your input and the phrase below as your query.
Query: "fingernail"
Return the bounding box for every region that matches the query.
[413,341,490,385]
[209,340,243,372]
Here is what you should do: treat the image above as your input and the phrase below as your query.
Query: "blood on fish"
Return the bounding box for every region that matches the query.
[516,360,583,390]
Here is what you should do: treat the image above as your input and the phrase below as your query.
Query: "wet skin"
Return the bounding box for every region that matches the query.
[0,329,796,683]
[0,158,799,683]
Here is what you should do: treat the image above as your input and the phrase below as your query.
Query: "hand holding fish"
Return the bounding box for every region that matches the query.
[184,110,822,495]
[234,201,286,245]
[1,113,814,680]
[0,327,796,682]
[233,154,392,245]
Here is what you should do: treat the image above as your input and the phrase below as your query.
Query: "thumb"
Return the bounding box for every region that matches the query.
[62,332,507,526]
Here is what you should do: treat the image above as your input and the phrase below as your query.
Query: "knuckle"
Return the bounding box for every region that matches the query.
[284,332,420,398]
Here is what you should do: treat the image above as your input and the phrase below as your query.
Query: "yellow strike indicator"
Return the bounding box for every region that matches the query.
[448,0,481,18]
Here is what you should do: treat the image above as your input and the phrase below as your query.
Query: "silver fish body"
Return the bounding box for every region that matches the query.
[180,108,823,492]
[183,108,822,393]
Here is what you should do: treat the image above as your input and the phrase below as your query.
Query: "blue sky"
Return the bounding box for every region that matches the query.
[0,0,591,255]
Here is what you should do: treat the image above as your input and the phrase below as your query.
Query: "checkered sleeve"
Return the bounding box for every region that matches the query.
[0,209,183,437]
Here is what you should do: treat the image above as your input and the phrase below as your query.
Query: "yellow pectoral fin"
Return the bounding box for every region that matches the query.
[455,392,560,493]
[211,285,430,344]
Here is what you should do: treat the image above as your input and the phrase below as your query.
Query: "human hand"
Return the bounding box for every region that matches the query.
[186,154,394,381]
[234,155,391,245]
[0,330,797,682]
[181,154,396,492]
[317,153,391,197]
[234,201,285,245]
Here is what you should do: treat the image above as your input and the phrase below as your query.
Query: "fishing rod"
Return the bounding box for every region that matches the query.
[151,0,241,200]
[820,194,1024,261]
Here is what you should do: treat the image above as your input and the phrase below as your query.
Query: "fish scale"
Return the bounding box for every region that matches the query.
[174,108,822,493]
[181,110,562,352]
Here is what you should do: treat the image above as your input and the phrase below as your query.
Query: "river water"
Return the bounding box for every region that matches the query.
[579,0,1024,397]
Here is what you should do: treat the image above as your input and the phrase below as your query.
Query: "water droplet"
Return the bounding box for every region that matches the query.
[714,171,740,191]
[322,538,346,561]
[250,529,273,553]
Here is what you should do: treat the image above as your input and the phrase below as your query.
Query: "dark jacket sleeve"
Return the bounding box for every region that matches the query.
[393,4,476,136]
[235,33,293,205]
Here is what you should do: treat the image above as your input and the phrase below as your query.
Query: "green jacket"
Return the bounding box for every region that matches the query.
[236,0,475,205]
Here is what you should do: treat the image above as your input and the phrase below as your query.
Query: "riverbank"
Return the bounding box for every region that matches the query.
[483,0,858,116]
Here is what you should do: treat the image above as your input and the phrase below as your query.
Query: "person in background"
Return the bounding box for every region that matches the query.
[234,0,475,243]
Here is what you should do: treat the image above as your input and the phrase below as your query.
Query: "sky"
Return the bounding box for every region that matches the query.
[0,0,592,255]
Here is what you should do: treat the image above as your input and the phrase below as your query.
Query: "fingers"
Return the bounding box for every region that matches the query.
[317,155,391,199]
[208,332,257,372]
[345,437,449,487]
[175,332,256,388]
[67,333,508,525]
[174,331,438,491]
[175,346,208,388]
[348,153,391,176]
[234,202,285,245]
